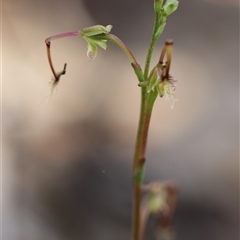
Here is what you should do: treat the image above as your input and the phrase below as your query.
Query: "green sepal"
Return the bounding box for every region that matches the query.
[89,38,107,49]
[155,13,167,39]
[80,25,113,37]
[148,90,158,106]
[147,67,159,93]
[138,81,148,87]
[84,38,97,59]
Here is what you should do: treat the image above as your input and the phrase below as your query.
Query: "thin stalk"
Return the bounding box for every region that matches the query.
[46,42,58,80]
[45,31,78,82]
[45,31,79,44]
[132,10,162,240]
[106,34,138,65]
[143,13,160,79]
[46,41,67,83]
[132,89,154,240]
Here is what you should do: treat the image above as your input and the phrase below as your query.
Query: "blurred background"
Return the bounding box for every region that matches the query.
[2,0,239,239]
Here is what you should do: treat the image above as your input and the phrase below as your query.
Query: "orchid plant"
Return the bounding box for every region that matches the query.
[45,1,179,239]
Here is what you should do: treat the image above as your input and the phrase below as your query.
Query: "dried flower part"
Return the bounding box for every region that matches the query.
[141,181,178,239]
[46,64,67,102]
[155,181,178,240]
[46,79,58,103]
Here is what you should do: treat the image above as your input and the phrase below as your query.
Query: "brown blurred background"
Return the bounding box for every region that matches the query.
[2,0,239,239]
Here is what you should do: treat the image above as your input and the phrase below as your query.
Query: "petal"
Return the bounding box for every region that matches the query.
[86,40,98,60]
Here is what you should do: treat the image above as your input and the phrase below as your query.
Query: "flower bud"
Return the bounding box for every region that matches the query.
[163,0,179,16]
[154,13,167,39]
[154,0,164,13]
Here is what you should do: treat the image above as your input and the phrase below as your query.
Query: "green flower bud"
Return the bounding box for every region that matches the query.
[154,0,164,13]
[155,13,167,39]
[163,0,179,16]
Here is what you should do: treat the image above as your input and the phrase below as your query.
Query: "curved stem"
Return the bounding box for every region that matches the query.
[46,42,58,80]
[46,41,67,83]
[45,31,79,44]
[106,34,138,65]
[45,31,78,81]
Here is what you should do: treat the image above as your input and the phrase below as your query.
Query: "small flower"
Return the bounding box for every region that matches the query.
[80,25,113,60]
[147,183,168,214]
[157,71,177,109]
[142,182,168,214]
[144,40,177,108]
